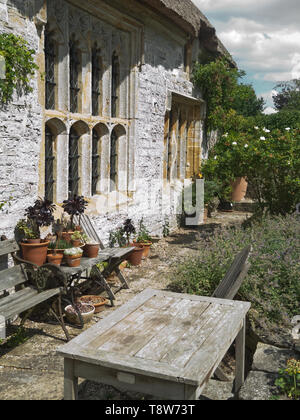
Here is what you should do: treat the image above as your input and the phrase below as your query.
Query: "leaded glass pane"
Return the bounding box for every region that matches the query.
[92,129,100,195]
[45,126,55,201]
[111,52,119,118]
[45,33,56,110]
[92,48,102,116]
[69,41,80,113]
[110,130,118,191]
[69,127,80,197]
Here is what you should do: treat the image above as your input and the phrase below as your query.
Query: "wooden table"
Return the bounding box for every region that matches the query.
[57,288,251,400]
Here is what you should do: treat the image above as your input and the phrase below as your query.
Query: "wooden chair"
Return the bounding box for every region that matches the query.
[74,214,130,293]
[0,238,70,341]
[212,245,252,381]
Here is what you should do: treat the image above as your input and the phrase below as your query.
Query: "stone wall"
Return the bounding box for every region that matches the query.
[0,0,43,238]
[0,0,206,243]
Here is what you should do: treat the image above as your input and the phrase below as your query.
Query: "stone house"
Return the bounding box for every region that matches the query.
[0,0,229,241]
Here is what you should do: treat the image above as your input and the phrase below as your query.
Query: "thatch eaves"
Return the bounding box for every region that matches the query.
[138,0,233,60]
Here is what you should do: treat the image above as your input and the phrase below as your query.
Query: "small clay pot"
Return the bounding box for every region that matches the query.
[65,254,82,267]
[78,296,109,313]
[83,243,100,258]
[126,245,144,266]
[47,253,63,266]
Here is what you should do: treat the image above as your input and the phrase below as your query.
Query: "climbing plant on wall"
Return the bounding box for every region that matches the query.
[0,33,38,104]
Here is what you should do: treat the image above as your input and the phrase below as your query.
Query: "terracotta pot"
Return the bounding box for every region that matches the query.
[61,232,75,242]
[126,245,144,266]
[27,238,41,244]
[65,254,82,267]
[47,253,63,266]
[231,177,248,202]
[119,261,127,271]
[72,239,81,247]
[133,241,152,258]
[20,241,50,266]
[78,296,109,313]
[83,243,100,258]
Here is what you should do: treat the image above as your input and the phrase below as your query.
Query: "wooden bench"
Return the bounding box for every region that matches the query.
[0,239,70,341]
[212,245,252,382]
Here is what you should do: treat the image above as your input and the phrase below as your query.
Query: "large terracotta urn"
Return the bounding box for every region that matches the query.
[231,177,248,202]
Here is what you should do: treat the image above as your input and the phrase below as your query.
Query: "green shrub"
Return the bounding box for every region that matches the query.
[167,213,300,339]
[202,126,300,215]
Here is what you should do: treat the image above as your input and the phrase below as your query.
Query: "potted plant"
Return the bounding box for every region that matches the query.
[64,247,83,267]
[71,230,83,247]
[47,237,64,266]
[16,198,55,266]
[109,219,144,266]
[77,295,109,313]
[62,194,88,238]
[81,233,100,258]
[64,302,95,325]
[134,218,153,258]
[204,179,222,218]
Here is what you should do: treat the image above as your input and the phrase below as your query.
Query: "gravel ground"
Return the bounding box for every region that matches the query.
[0,211,252,400]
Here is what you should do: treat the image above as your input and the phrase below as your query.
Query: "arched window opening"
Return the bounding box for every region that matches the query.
[69,39,80,113]
[69,126,80,197]
[110,129,118,192]
[111,51,120,118]
[92,128,100,195]
[92,46,102,116]
[45,125,55,201]
[45,31,56,110]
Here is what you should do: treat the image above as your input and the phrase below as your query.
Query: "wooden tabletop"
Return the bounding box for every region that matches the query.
[57,288,250,387]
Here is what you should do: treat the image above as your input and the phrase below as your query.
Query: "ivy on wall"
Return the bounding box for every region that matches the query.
[0,33,38,104]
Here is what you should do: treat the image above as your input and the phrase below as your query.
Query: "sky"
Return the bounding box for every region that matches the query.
[191,0,300,114]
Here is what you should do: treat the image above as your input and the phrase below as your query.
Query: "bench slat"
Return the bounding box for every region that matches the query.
[0,287,37,309]
[0,265,28,293]
[0,239,19,257]
[2,288,61,320]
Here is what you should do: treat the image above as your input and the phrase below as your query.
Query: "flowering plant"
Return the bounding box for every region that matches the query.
[202,126,300,214]
[64,247,83,256]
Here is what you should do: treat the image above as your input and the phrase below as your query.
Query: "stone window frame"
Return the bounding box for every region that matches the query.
[40,1,144,205]
[164,91,206,184]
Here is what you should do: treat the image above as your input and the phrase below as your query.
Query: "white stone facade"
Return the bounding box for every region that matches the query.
[0,0,210,242]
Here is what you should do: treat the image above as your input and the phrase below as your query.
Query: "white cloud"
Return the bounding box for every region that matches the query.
[192,0,300,94]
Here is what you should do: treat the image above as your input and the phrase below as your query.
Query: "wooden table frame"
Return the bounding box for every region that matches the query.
[57,289,250,400]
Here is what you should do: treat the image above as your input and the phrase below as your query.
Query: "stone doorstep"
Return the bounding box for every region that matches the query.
[239,343,299,400]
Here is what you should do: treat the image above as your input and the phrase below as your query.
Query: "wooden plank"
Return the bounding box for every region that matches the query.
[183,302,250,383]
[98,297,187,355]
[60,344,195,385]
[0,239,19,257]
[57,289,159,353]
[74,360,185,400]
[234,317,246,393]
[3,288,61,319]
[135,300,210,362]
[213,246,251,299]
[0,287,37,310]
[0,314,5,339]
[90,295,178,351]
[64,359,78,401]
[159,303,232,368]
[0,265,27,293]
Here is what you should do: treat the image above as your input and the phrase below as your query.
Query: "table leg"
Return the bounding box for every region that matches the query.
[235,317,246,393]
[64,358,78,400]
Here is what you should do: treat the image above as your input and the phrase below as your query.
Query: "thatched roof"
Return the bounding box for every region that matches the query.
[139,0,231,58]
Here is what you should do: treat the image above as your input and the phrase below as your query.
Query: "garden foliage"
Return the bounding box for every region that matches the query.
[167,213,300,343]
[202,126,300,215]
